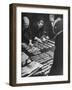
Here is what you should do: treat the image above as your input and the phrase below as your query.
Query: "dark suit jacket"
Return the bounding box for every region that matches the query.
[49,32,63,75]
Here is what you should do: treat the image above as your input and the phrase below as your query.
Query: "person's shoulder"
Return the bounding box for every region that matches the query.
[55,18,63,27]
[56,31,63,40]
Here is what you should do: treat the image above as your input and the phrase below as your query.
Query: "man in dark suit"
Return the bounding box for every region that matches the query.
[49,17,63,75]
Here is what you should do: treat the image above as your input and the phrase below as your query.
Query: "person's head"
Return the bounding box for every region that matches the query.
[49,14,55,22]
[37,20,44,29]
[23,16,30,28]
[54,19,63,34]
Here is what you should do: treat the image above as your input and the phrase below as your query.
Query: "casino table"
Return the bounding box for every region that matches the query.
[21,39,55,77]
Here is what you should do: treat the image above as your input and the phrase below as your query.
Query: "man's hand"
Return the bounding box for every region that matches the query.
[42,37,46,41]
[46,36,49,39]
[29,40,33,46]
[34,37,42,43]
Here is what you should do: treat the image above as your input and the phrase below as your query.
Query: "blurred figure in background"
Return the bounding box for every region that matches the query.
[49,14,55,28]
[22,16,33,46]
[47,14,55,39]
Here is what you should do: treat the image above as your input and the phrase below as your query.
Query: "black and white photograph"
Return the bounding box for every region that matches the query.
[9,4,70,86]
[21,13,63,77]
